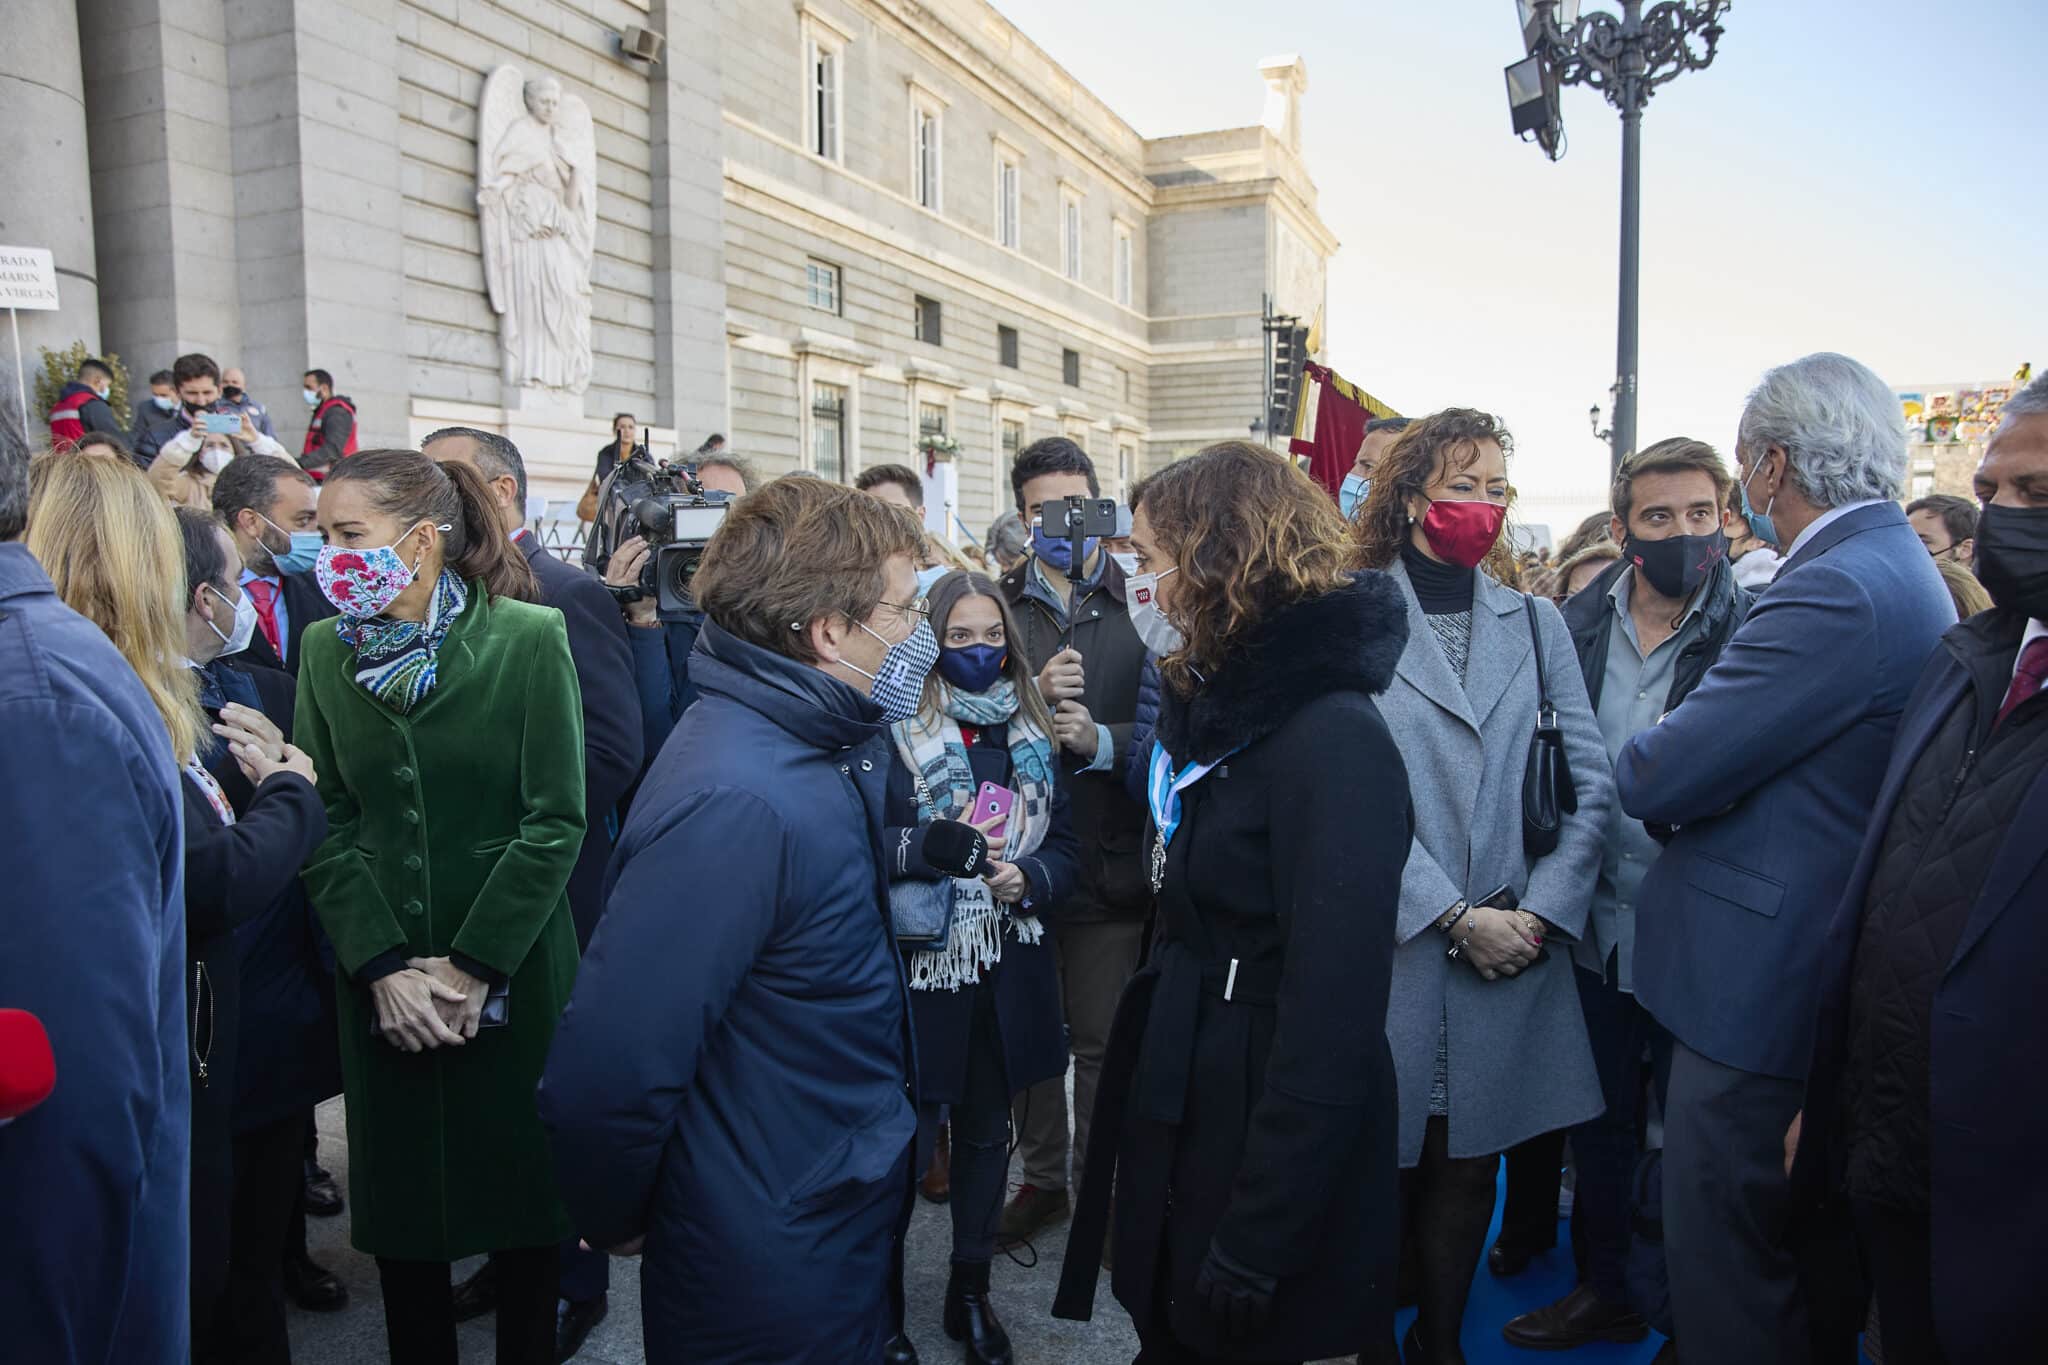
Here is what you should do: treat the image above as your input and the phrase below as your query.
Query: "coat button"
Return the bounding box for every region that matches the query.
[404,899,424,917]
[860,759,874,771]
[404,854,422,872]
[402,809,420,826]
[395,766,415,783]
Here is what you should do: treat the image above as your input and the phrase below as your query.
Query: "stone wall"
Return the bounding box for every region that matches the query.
[396,0,659,423]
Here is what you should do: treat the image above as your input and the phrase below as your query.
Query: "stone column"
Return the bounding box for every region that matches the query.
[650,0,731,450]
[0,0,100,406]
[78,0,242,374]
[224,0,405,447]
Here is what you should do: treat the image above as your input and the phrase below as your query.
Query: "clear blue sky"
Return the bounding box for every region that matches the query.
[996,0,2045,535]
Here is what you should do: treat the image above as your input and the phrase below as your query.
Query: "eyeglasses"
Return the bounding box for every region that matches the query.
[879,597,931,623]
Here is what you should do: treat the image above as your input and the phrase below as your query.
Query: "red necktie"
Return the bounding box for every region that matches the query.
[245,578,282,658]
[1995,636,2048,730]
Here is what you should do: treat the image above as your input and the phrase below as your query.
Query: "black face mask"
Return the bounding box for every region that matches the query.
[221,386,244,402]
[1973,503,2048,618]
[1623,530,1727,601]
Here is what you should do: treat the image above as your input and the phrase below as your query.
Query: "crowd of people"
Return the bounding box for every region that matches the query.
[1,346,2043,1365]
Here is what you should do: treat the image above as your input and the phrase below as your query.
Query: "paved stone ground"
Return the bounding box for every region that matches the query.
[288,1096,1142,1365]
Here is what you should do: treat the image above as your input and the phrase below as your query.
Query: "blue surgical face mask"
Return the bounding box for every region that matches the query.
[914,564,949,595]
[259,512,322,575]
[1737,451,1781,548]
[937,642,1007,694]
[303,388,320,407]
[1030,521,1096,574]
[152,394,179,413]
[1339,473,1371,519]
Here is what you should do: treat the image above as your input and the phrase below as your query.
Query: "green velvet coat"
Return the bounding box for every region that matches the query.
[295,584,586,1261]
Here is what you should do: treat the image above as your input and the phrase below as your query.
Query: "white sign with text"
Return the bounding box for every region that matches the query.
[0,247,60,311]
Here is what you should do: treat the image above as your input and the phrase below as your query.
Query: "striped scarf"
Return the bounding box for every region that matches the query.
[891,678,1055,991]
[337,571,467,714]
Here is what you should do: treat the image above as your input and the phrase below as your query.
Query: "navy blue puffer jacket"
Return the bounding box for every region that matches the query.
[540,622,916,1365]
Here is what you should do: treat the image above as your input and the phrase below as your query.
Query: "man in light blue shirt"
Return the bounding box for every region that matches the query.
[1506,439,1752,1353]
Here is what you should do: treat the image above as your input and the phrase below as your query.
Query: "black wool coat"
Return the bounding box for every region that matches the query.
[1055,572,1414,1361]
[881,722,1080,1105]
[184,660,330,1315]
[520,533,644,948]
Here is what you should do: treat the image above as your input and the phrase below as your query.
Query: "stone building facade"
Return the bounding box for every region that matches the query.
[5,0,1337,536]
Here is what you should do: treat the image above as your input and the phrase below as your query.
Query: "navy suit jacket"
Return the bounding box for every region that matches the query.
[1616,502,1953,1078]
[521,533,643,948]
[230,567,338,677]
[1794,610,2048,1363]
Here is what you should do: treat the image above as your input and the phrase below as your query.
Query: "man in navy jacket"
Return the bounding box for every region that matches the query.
[425,427,643,1360]
[1792,376,2048,1365]
[0,416,190,1362]
[1616,353,1954,1365]
[541,477,934,1365]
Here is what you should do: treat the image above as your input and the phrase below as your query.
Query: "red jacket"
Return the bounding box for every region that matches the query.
[301,396,358,477]
[47,383,107,452]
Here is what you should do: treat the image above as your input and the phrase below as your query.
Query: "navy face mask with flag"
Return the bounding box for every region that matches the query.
[1623,530,1727,601]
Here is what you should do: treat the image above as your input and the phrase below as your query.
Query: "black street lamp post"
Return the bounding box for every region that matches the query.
[1505,0,1729,474]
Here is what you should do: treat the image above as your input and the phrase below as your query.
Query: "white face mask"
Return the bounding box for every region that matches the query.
[203,583,259,657]
[1126,565,1184,657]
[1110,552,1139,577]
[199,443,235,475]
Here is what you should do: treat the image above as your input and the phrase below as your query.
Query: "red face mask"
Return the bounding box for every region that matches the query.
[1420,498,1506,569]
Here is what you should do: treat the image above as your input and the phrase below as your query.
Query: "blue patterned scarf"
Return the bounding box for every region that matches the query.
[891,678,1057,991]
[336,571,468,713]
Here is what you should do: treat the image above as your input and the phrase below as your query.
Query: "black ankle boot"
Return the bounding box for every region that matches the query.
[942,1258,1013,1365]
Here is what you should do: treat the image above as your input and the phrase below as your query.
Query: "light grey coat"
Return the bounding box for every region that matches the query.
[1377,559,1614,1164]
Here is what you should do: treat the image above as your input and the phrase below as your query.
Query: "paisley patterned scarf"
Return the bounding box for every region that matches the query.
[336,571,468,713]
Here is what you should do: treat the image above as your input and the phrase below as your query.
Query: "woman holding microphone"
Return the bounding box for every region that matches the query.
[881,570,1079,1364]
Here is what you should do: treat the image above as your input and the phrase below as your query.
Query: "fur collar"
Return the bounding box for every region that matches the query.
[1155,571,1409,765]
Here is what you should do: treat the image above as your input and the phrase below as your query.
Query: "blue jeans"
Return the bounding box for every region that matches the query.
[1568,963,1669,1305]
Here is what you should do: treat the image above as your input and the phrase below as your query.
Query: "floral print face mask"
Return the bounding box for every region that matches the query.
[315,520,445,618]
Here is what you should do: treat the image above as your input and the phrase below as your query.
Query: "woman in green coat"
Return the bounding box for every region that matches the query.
[295,449,586,1365]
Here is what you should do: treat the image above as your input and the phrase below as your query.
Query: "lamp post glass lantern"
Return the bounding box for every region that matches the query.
[1507,0,1730,474]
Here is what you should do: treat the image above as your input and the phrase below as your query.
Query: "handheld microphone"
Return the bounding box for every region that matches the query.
[0,1009,57,1124]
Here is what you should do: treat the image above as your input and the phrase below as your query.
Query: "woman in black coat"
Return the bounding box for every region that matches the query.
[883,570,1079,1365]
[594,411,646,488]
[1054,442,1414,1365]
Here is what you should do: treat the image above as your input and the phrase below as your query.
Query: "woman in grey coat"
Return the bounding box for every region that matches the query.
[1351,408,1613,1365]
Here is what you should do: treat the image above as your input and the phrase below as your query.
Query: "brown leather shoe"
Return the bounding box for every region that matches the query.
[995,1183,1069,1246]
[1502,1284,1649,1350]
[920,1122,951,1203]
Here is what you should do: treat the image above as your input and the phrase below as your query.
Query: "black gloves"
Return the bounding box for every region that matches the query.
[1193,1240,1277,1338]
[919,819,989,879]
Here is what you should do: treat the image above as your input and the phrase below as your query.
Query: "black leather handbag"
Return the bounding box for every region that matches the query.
[1521,594,1578,857]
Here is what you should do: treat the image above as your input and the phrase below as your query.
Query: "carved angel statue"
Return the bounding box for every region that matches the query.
[478,67,596,395]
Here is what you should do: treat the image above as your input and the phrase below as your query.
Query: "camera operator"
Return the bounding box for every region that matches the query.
[601,451,756,765]
[995,437,1153,1248]
[540,475,935,1363]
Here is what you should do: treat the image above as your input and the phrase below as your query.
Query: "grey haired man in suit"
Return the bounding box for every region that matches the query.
[1616,354,1954,1365]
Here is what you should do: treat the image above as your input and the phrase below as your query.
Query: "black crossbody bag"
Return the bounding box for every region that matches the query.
[1521,594,1578,857]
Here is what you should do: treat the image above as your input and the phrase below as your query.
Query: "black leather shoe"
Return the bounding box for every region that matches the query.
[942,1259,1013,1365]
[451,1260,498,1323]
[1486,1241,1543,1278]
[302,1159,344,1218]
[555,1294,608,1363]
[282,1248,348,1312]
[1502,1284,1649,1350]
[883,1332,921,1364]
